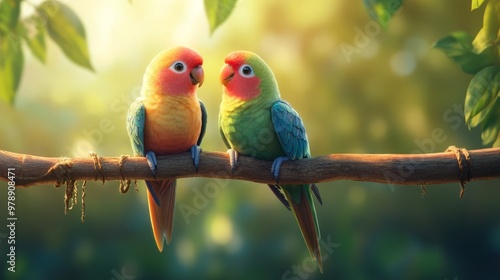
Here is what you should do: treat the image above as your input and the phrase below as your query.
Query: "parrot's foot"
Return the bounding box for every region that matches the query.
[190,145,202,172]
[227,149,239,174]
[271,156,289,182]
[146,151,158,177]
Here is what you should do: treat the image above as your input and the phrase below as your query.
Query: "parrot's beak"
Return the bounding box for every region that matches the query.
[190,65,204,87]
[220,64,234,86]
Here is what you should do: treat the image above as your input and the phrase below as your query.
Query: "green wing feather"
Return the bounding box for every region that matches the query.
[126,98,146,156]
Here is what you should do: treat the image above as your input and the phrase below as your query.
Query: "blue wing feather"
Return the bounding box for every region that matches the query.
[126,98,146,156]
[271,100,323,268]
[271,100,310,160]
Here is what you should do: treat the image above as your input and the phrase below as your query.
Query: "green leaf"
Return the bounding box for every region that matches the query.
[204,0,237,34]
[19,15,46,63]
[0,0,21,31]
[433,31,498,74]
[472,0,500,53]
[473,27,497,54]
[465,65,500,128]
[472,0,487,11]
[38,1,93,70]
[480,99,500,145]
[363,0,403,28]
[493,133,500,147]
[0,33,24,105]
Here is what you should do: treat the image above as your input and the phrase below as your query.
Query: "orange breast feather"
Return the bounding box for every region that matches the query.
[143,95,201,155]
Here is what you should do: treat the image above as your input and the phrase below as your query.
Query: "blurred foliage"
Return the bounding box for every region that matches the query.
[363,0,404,28]
[472,0,488,10]
[467,66,500,146]
[204,0,237,34]
[0,0,92,105]
[38,1,93,70]
[0,0,236,105]
[0,30,23,104]
[434,31,498,74]
[435,0,500,147]
[1,0,500,280]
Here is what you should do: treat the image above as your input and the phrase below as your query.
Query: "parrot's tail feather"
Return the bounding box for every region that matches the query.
[286,187,323,273]
[268,184,291,210]
[311,184,323,205]
[146,179,177,252]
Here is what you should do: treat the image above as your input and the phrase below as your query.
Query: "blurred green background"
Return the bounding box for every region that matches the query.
[2,0,500,279]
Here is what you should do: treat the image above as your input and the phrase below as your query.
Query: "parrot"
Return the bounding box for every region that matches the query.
[218,51,324,271]
[126,46,207,252]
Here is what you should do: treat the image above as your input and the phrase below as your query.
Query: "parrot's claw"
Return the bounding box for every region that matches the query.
[271,156,289,182]
[190,145,202,172]
[227,149,239,175]
[146,151,158,178]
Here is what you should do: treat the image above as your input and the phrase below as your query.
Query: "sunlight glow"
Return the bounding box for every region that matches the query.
[176,239,196,266]
[210,215,234,246]
[390,50,416,76]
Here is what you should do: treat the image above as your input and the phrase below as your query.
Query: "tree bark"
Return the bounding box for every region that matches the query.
[1,147,499,188]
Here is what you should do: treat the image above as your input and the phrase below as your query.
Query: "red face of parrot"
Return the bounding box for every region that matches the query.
[146,47,204,96]
[220,51,261,100]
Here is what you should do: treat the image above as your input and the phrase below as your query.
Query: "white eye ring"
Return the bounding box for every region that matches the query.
[239,64,255,78]
[170,61,187,73]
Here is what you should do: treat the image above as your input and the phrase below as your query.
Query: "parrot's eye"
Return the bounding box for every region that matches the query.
[239,64,255,78]
[170,61,187,73]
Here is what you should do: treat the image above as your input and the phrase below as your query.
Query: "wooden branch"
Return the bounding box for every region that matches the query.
[1,147,499,188]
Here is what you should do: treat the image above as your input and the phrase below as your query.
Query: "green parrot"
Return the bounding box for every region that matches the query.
[218,51,324,271]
